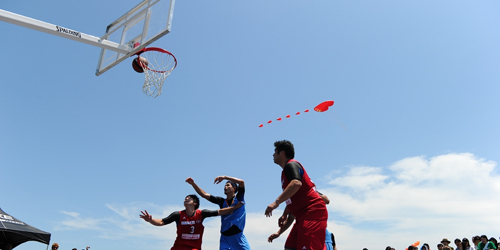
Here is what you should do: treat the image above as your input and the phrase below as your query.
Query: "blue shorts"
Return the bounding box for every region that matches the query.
[325,229,334,250]
[220,233,251,250]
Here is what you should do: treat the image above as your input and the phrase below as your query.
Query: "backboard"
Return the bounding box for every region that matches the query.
[95,0,175,76]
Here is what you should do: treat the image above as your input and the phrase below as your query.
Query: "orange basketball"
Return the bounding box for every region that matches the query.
[132,57,149,73]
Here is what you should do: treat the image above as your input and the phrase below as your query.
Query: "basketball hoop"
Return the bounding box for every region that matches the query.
[133,47,177,98]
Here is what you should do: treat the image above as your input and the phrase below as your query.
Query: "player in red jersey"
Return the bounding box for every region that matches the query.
[141,194,243,250]
[265,140,328,250]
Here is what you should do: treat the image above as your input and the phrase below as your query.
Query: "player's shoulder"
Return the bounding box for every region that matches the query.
[209,195,225,204]
[285,160,302,169]
[211,195,224,200]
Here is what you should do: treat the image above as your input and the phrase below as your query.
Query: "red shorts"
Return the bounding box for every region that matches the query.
[171,244,200,250]
[285,219,327,250]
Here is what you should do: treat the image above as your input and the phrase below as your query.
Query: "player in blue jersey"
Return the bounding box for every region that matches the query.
[186,176,251,250]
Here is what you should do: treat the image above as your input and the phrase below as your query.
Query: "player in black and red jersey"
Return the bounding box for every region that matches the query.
[268,192,336,250]
[141,194,243,250]
[265,140,328,250]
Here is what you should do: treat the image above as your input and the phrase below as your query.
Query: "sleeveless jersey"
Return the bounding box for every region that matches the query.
[220,194,246,232]
[281,159,328,220]
[174,210,205,249]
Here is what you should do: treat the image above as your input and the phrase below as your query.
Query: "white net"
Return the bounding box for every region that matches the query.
[138,48,177,98]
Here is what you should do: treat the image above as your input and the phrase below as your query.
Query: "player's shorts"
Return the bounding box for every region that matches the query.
[220,232,251,250]
[325,229,335,250]
[171,244,199,250]
[285,219,327,250]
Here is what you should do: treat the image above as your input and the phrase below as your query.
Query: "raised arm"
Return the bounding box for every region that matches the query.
[218,201,244,215]
[214,175,245,187]
[140,210,165,226]
[186,177,211,200]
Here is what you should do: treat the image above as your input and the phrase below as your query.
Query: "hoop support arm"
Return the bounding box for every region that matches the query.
[0,9,132,54]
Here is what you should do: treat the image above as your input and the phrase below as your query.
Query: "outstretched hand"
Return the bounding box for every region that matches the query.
[268,233,280,243]
[213,176,226,184]
[265,201,279,217]
[140,210,152,222]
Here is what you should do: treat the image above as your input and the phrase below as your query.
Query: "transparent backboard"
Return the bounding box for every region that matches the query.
[96,0,175,76]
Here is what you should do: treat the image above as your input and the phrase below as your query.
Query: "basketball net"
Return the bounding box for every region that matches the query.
[136,47,177,98]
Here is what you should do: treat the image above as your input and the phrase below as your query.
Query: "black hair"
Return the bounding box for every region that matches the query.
[187,194,200,209]
[274,140,295,159]
[462,238,470,249]
[489,238,497,246]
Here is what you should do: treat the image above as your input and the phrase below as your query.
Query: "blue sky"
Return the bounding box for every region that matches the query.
[1,0,499,250]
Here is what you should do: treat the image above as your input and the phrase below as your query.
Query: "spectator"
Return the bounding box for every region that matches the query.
[438,243,444,250]
[463,238,474,250]
[51,243,59,250]
[442,238,455,250]
[473,236,482,250]
[408,246,418,250]
[490,239,498,248]
[422,243,430,250]
[386,246,392,250]
[70,247,89,250]
[478,235,497,250]
[456,239,464,250]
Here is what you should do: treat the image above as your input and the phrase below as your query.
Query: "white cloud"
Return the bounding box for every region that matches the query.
[320,153,500,250]
[330,166,389,191]
[57,211,106,230]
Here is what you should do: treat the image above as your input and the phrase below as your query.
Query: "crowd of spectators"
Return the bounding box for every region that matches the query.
[50,243,90,250]
[384,236,499,250]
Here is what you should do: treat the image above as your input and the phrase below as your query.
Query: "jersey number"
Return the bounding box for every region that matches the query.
[190,226,195,233]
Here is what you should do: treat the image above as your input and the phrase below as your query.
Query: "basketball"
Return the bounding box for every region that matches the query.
[132,56,149,73]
